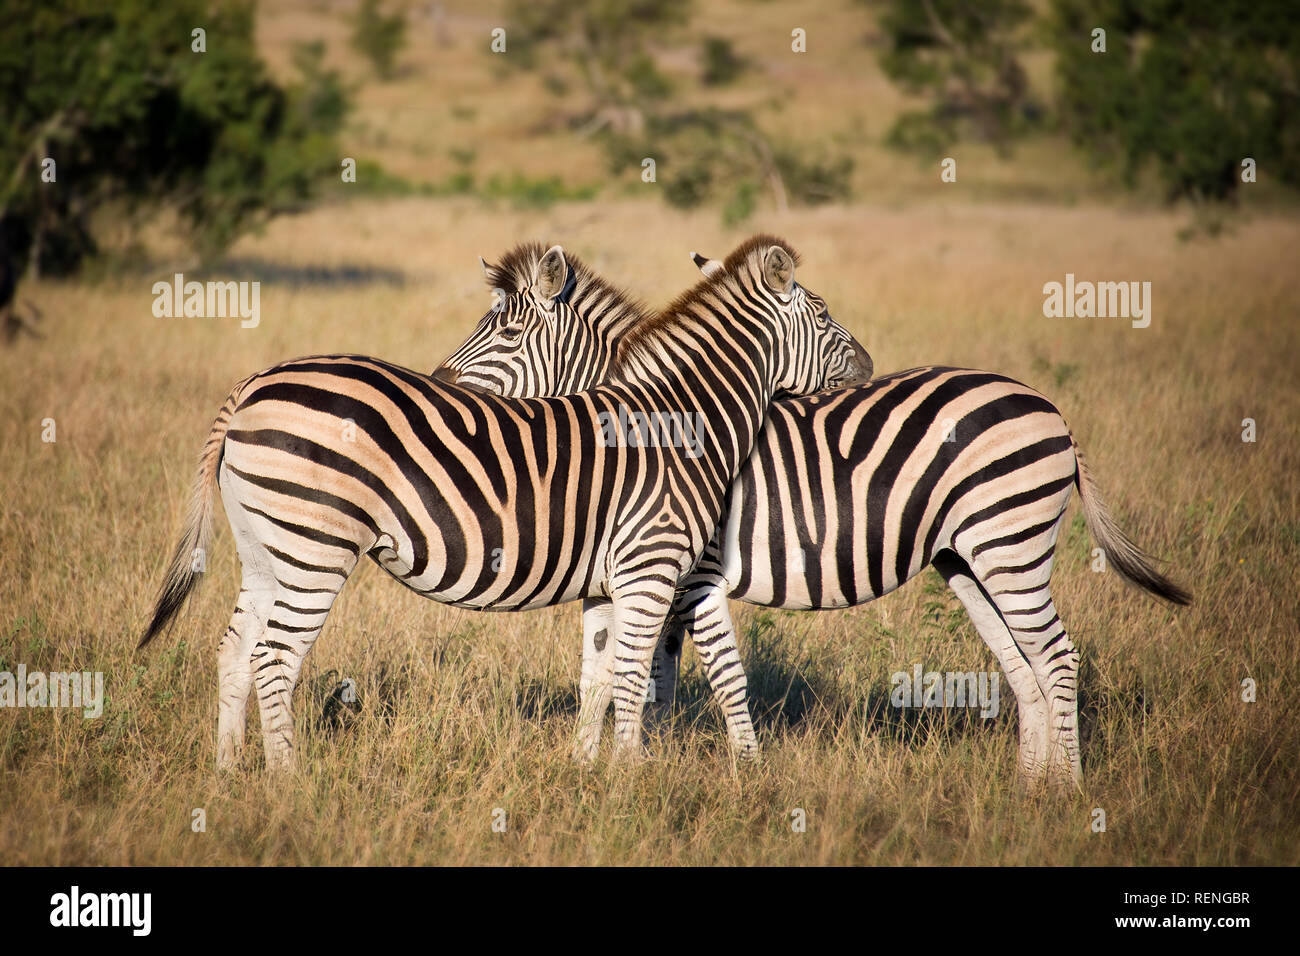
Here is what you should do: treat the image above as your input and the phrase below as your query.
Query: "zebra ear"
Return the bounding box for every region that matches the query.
[689,251,724,278]
[478,256,492,282]
[762,245,795,294]
[534,245,568,301]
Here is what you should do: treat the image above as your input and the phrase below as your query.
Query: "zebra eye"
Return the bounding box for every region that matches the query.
[500,325,523,341]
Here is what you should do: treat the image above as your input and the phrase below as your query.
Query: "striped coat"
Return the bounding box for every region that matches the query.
[438,251,1190,786]
[142,237,870,770]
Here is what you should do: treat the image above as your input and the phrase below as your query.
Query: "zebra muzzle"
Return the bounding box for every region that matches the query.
[431,365,460,385]
[842,331,874,384]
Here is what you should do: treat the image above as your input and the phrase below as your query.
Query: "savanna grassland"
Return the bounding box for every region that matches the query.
[1,0,1298,865]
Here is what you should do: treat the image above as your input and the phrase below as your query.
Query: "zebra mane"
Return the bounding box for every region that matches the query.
[483,241,650,337]
[612,233,801,377]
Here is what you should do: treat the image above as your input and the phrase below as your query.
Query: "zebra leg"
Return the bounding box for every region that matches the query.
[218,493,279,772]
[216,588,271,771]
[993,591,1080,787]
[251,581,346,774]
[675,585,759,759]
[965,529,1081,787]
[644,613,683,737]
[933,551,1050,783]
[573,599,615,764]
[607,578,677,762]
[219,474,357,773]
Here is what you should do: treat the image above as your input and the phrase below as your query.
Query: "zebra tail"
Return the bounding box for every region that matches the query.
[138,385,243,648]
[1071,434,1192,606]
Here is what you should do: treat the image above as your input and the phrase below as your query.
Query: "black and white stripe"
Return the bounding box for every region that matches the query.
[141,237,870,771]
[438,252,1190,786]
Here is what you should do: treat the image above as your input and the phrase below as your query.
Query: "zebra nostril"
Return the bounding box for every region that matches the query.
[844,335,873,383]
[432,366,459,385]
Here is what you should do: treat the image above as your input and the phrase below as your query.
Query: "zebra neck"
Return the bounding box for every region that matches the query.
[553,325,617,394]
[570,275,647,351]
[548,277,648,392]
[611,311,772,471]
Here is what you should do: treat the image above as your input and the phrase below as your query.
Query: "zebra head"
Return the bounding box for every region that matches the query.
[689,248,873,383]
[435,243,637,395]
[688,235,871,397]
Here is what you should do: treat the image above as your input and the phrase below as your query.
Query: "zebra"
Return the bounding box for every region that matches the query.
[437,250,1191,786]
[140,236,872,771]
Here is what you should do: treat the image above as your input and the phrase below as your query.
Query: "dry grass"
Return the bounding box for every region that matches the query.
[1,0,1298,865]
[255,0,1220,207]
[2,195,1297,865]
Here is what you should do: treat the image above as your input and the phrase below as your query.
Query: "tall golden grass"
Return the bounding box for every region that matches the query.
[2,0,1297,865]
[1,194,1296,864]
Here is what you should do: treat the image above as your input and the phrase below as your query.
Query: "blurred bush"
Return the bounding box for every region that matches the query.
[0,0,348,277]
[349,0,408,82]
[1050,0,1300,204]
[505,0,854,223]
[875,0,1040,156]
[700,36,746,87]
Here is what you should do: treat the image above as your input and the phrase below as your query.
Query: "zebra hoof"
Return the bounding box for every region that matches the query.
[216,744,242,773]
[571,739,599,766]
[729,734,761,762]
[1018,760,1080,793]
[609,740,650,765]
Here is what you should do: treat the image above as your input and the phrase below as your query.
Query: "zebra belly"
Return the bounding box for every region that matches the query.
[719,474,894,609]
[721,503,893,609]
[377,542,605,611]
[714,367,1077,611]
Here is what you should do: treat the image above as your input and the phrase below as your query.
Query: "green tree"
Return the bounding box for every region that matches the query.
[701,36,746,87]
[506,0,691,114]
[505,0,851,220]
[875,0,1038,155]
[0,0,347,277]
[607,109,850,218]
[349,0,408,82]
[1050,0,1300,203]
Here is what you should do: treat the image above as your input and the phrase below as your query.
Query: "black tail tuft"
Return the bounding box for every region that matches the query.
[1074,437,1192,607]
